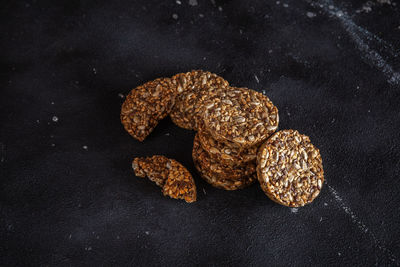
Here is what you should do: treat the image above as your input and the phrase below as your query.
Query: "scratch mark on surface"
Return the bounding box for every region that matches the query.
[0,143,5,163]
[328,185,398,263]
[314,0,400,85]
[254,74,260,83]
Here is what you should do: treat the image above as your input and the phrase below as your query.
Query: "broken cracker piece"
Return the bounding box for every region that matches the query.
[132,155,196,203]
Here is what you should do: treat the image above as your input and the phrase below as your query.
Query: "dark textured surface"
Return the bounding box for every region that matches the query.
[1,0,400,266]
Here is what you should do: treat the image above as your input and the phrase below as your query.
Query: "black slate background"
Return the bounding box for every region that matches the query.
[1,0,400,266]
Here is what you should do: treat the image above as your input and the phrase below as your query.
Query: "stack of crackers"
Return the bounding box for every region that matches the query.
[122,70,324,207]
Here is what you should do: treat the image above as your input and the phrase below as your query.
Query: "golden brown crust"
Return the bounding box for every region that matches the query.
[197,127,258,167]
[121,78,176,141]
[193,134,256,180]
[132,156,196,203]
[196,170,256,190]
[132,156,170,187]
[162,160,197,203]
[257,130,324,207]
[170,70,229,130]
[201,87,279,148]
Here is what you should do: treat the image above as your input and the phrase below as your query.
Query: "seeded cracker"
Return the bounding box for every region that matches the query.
[170,70,229,130]
[163,159,197,203]
[121,78,176,141]
[202,87,279,148]
[192,135,256,190]
[198,126,258,167]
[132,155,196,203]
[132,156,170,186]
[257,130,324,207]
[171,70,229,95]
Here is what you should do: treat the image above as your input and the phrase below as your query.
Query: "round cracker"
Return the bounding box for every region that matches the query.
[257,130,324,207]
[202,87,279,148]
[170,70,229,130]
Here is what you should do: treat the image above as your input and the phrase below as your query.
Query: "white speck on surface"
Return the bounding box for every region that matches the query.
[287,111,291,116]
[172,13,178,19]
[118,93,124,98]
[96,235,99,239]
[86,246,92,251]
[145,231,150,235]
[276,1,280,4]
[328,5,334,9]
[176,0,181,4]
[117,235,120,239]
[335,10,344,17]
[51,101,54,105]
[165,133,170,136]
[306,11,316,18]
[239,29,243,34]
[283,3,289,7]
[324,202,328,206]
[203,56,206,60]
[203,188,206,195]
[262,90,266,95]
[83,145,88,150]
[331,118,335,123]
[52,116,58,122]
[199,13,204,18]
[368,109,371,113]
[92,68,97,74]
[188,0,198,6]
[68,234,72,239]
[218,6,223,11]
[254,74,260,83]
[51,143,55,147]
[268,49,273,54]
[36,120,40,123]
[338,252,341,256]
[291,208,299,213]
